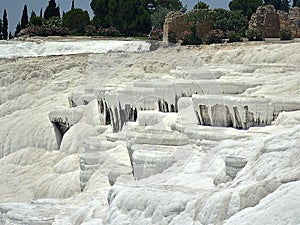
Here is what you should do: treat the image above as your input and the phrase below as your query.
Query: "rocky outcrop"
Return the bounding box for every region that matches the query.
[249,5,300,38]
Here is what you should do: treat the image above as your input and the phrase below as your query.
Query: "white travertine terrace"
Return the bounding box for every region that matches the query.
[0,40,299,225]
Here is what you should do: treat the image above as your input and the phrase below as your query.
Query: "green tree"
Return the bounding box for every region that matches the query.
[117,0,137,35]
[187,8,249,36]
[151,7,170,29]
[9,32,12,39]
[118,0,151,35]
[15,22,21,36]
[106,0,120,28]
[211,9,248,35]
[29,11,36,22]
[62,9,90,34]
[264,0,290,11]
[71,0,75,10]
[229,0,263,19]
[91,0,151,35]
[2,9,8,40]
[281,0,290,11]
[134,0,152,35]
[21,5,29,29]
[193,1,209,9]
[90,0,109,27]
[40,8,43,18]
[44,0,60,20]
[293,0,300,6]
[29,11,43,26]
[0,19,3,40]
[154,0,185,11]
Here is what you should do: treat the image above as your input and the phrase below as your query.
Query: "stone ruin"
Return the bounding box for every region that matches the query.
[163,10,214,43]
[163,6,300,42]
[249,5,300,38]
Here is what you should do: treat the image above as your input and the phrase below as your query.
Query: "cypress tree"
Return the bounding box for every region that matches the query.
[9,31,12,39]
[107,0,120,29]
[15,22,21,36]
[294,0,300,6]
[30,11,37,22]
[135,0,151,35]
[264,0,290,11]
[44,0,60,20]
[281,0,290,11]
[29,11,43,26]
[0,19,3,40]
[21,5,29,29]
[2,9,8,40]
[229,0,263,19]
[90,0,109,27]
[71,0,75,10]
[40,8,43,18]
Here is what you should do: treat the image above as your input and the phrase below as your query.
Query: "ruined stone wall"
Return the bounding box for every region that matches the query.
[163,11,191,43]
[249,5,300,38]
[163,10,213,43]
[289,7,300,37]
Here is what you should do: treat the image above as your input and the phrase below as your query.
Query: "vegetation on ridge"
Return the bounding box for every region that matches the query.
[0,0,298,41]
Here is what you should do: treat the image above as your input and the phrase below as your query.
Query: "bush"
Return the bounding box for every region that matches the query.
[280,29,293,40]
[206,29,224,44]
[97,27,121,36]
[148,28,163,41]
[228,31,242,43]
[84,25,96,36]
[168,31,177,43]
[20,25,69,37]
[247,29,264,41]
[181,28,202,45]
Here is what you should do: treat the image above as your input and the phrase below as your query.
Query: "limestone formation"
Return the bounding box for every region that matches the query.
[193,95,300,129]
[225,156,248,179]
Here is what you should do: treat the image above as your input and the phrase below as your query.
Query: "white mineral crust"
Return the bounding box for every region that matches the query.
[0,40,299,225]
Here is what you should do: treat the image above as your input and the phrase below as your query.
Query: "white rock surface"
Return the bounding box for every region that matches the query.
[0,40,299,225]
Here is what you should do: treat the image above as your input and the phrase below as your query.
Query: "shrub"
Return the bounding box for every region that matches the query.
[97,27,121,36]
[280,29,293,40]
[84,25,96,36]
[148,28,163,41]
[206,29,224,44]
[20,25,69,37]
[247,29,264,41]
[168,31,177,43]
[181,28,202,45]
[228,31,242,43]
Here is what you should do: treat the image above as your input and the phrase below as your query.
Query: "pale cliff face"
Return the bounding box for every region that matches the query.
[0,40,299,225]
